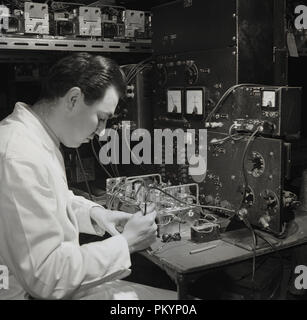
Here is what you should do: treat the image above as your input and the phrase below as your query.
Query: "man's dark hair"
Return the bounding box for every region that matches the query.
[40,53,126,105]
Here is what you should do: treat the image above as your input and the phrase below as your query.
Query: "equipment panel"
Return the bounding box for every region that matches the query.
[0,2,153,53]
[204,132,287,232]
[207,86,302,139]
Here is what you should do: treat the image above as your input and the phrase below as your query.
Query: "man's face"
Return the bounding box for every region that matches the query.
[62,85,119,148]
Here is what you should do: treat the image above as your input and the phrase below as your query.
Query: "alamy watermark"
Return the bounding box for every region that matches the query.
[294,265,307,290]
[294,5,307,30]
[98,124,207,181]
[0,265,9,290]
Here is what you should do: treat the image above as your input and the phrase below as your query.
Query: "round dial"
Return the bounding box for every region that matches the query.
[246,151,265,178]
[185,63,199,85]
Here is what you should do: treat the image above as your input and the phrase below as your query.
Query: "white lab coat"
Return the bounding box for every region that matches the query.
[0,103,132,300]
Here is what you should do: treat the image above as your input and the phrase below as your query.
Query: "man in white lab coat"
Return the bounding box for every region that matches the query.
[0,53,176,300]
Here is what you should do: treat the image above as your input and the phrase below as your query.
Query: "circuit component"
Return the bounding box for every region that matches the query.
[261,190,279,214]
[52,12,75,36]
[0,2,153,41]
[77,6,101,37]
[124,10,145,38]
[202,132,292,232]
[212,86,302,139]
[241,186,255,207]
[24,2,49,35]
[106,174,201,235]
[258,190,279,228]
[0,5,9,33]
[101,5,125,39]
[190,219,220,243]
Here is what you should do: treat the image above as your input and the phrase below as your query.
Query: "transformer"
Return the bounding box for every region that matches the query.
[0,5,9,34]
[77,6,101,37]
[124,10,145,38]
[24,2,49,35]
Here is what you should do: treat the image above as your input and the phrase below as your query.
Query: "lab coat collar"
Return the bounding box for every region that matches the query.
[12,102,60,153]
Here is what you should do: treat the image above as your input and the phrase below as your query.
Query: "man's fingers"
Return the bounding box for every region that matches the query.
[132,210,157,224]
[134,210,144,217]
[146,210,157,221]
[112,211,132,219]
[119,212,133,221]
[145,202,156,214]
[106,224,120,236]
[152,223,158,232]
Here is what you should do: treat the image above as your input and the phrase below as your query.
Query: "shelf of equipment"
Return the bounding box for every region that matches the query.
[0,36,152,53]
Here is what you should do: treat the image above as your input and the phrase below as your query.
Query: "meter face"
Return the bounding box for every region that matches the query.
[262,91,276,108]
[186,89,204,115]
[167,89,182,114]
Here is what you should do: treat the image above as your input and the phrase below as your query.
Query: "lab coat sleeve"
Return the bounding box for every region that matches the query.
[0,157,131,300]
[67,191,106,236]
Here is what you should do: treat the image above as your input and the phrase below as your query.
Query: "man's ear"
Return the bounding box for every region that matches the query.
[65,87,82,111]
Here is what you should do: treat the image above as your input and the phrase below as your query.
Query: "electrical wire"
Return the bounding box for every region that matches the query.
[241,217,257,284]
[108,178,148,211]
[232,256,269,282]
[239,126,262,211]
[232,126,262,294]
[113,127,120,177]
[76,148,93,201]
[122,124,147,172]
[87,2,125,10]
[234,125,286,298]
[205,83,268,123]
[126,57,152,78]
[147,233,174,255]
[76,147,107,234]
[148,186,236,215]
[229,229,284,299]
[209,133,246,146]
[49,1,85,12]
[123,57,153,84]
[95,136,118,177]
[90,138,113,179]
[228,124,249,141]
[127,63,152,84]
[254,230,284,299]
[263,223,289,239]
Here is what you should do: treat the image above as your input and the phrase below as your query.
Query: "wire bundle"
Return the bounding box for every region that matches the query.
[121,56,153,85]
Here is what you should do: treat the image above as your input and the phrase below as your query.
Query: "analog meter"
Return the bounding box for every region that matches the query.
[262,90,276,108]
[186,88,205,115]
[167,89,182,114]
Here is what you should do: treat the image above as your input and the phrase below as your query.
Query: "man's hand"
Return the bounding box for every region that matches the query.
[90,204,158,253]
[122,210,158,253]
[90,207,132,236]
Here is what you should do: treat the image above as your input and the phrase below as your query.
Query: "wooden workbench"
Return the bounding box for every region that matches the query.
[143,211,307,299]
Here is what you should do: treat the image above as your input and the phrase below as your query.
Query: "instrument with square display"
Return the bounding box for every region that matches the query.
[167,89,182,114]
[207,86,302,139]
[185,88,205,116]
